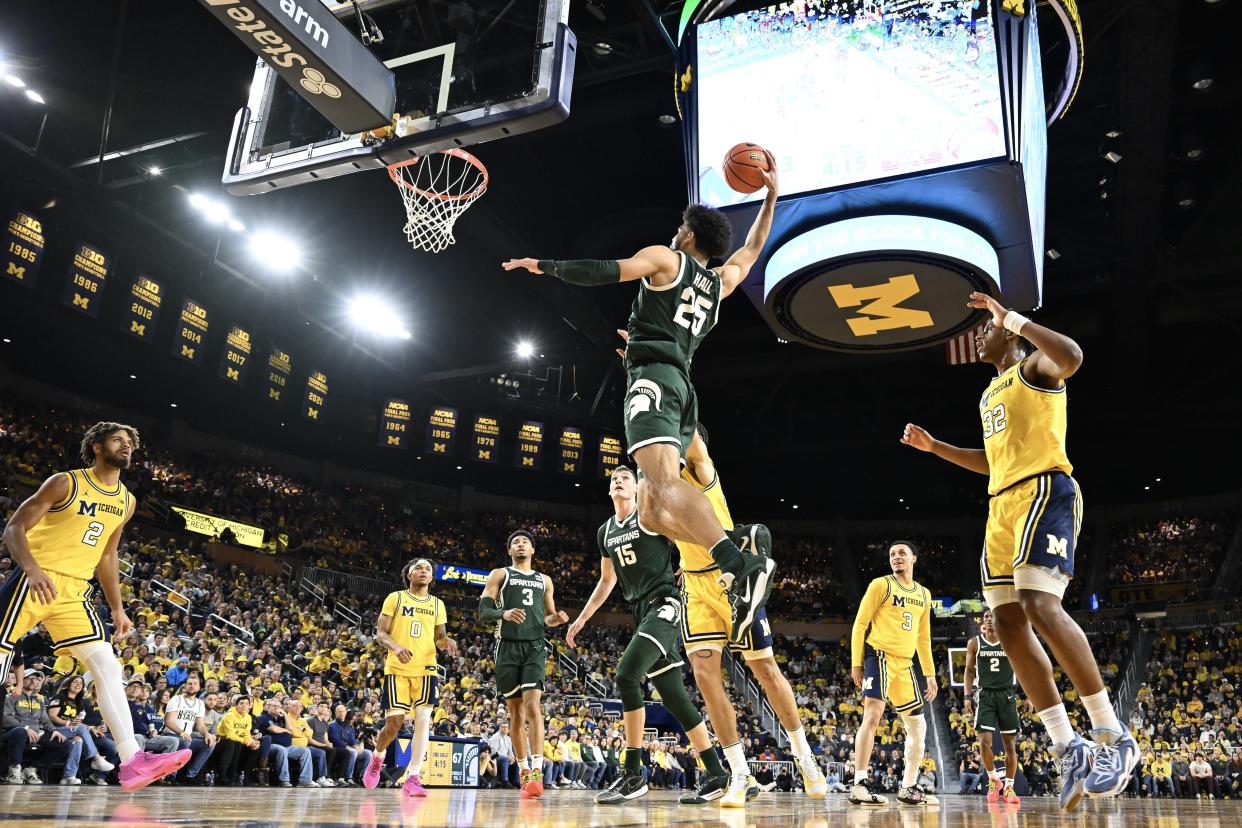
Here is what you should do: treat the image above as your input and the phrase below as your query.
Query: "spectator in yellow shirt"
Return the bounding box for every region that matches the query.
[215,696,261,786]
[285,699,332,786]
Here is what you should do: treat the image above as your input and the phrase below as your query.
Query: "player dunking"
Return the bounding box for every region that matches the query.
[849,541,938,807]
[478,530,569,799]
[964,610,1021,804]
[364,558,459,796]
[0,422,191,790]
[901,293,1138,811]
[676,424,828,804]
[566,465,732,805]
[503,159,780,644]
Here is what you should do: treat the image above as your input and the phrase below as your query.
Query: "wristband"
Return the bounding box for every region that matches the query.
[1002,311,1029,336]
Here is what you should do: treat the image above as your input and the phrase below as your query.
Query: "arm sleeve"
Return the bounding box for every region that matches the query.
[478,596,503,623]
[851,579,884,667]
[538,259,622,286]
[917,589,935,677]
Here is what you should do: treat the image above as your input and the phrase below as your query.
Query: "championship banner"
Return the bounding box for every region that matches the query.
[379,398,411,448]
[471,415,499,463]
[170,505,265,548]
[303,369,328,422]
[3,209,45,287]
[62,242,111,318]
[266,346,292,402]
[123,274,163,342]
[434,564,488,588]
[427,407,458,456]
[598,435,623,478]
[172,298,209,366]
[515,421,544,470]
[219,326,253,385]
[558,427,583,476]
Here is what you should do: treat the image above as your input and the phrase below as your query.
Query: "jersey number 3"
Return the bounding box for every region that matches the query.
[673,287,713,335]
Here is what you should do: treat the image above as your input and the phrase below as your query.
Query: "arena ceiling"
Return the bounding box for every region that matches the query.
[1,0,1239,518]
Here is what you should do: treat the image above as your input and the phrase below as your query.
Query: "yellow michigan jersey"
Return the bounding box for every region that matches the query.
[851,575,934,673]
[380,590,445,677]
[981,358,1072,495]
[675,466,734,572]
[26,468,132,580]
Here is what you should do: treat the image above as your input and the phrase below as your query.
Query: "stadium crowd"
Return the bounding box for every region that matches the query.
[1107,514,1234,587]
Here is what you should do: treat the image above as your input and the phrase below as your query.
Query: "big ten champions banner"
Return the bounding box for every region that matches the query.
[515,421,544,470]
[172,298,209,366]
[471,414,499,463]
[303,370,328,422]
[3,209,45,287]
[219,326,252,385]
[427,407,458,456]
[558,427,583,475]
[379,398,411,448]
[598,434,623,478]
[266,346,292,402]
[62,242,110,317]
[123,275,163,341]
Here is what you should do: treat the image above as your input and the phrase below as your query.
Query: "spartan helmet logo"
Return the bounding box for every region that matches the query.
[626,379,662,422]
[300,68,341,99]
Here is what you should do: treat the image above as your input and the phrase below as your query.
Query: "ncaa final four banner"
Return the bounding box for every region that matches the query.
[471,415,499,463]
[303,369,328,422]
[558,427,583,475]
[266,346,292,402]
[173,298,210,366]
[219,326,253,385]
[598,435,623,478]
[3,209,45,287]
[515,421,544,470]
[427,407,458,456]
[379,398,411,448]
[62,242,111,318]
[122,274,163,341]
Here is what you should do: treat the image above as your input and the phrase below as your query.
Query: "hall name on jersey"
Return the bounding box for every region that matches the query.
[606,528,641,549]
[691,272,715,293]
[79,499,124,518]
[980,377,1014,409]
[891,594,926,609]
[507,575,543,591]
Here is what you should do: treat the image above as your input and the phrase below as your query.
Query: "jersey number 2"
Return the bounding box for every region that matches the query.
[989,657,1000,672]
[81,521,105,547]
[673,287,713,335]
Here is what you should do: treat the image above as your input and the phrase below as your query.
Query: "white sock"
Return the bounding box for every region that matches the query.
[901,714,926,789]
[1005,777,1014,789]
[722,741,748,779]
[854,769,868,785]
[990,768,1004,781]
[786,725,813,761]
[1038,703,1075,748]
[1081,689,1123,734]
[73,642,139,763]
[406,708,432,778]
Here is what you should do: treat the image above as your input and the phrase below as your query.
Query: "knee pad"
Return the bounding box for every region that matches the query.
[902,714,927,752]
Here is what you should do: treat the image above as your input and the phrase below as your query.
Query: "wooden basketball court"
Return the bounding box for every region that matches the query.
[0,786,1234,827]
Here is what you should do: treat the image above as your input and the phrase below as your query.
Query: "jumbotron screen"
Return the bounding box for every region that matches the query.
[695,0,1007,207]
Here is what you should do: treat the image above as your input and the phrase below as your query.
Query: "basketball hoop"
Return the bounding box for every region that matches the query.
[387,149,489,253]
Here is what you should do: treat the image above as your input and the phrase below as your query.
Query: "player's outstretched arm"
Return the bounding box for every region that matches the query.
[719,152,779,297]
[542,575,570,628]
[565,557,617,648]
[901,423,989,476]
[502,245,681,288]
[968,292,1083,385]
[1,473,70,605]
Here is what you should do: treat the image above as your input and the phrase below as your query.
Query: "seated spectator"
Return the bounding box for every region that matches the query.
[2,670,80,784]
[47,675,116,785]
[213,695,261,786]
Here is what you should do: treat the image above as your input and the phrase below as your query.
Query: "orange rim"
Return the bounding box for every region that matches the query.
[387,148,489,202]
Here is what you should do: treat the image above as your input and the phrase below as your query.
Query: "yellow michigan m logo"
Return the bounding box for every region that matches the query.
[827,274,934,337]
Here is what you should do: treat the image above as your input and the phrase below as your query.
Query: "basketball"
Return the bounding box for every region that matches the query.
[723,142,771,194]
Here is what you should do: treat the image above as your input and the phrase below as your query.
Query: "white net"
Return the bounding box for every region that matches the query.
[387,149,488,253]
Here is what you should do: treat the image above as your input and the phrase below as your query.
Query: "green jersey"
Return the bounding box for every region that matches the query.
[624,251,723,372]
[597,507,678,605]
[974,634,1015,690]
[497,567,546,642]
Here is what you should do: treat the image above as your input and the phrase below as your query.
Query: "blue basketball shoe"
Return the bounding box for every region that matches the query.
[1085,727,1140,799]
[1051,734,1093,813]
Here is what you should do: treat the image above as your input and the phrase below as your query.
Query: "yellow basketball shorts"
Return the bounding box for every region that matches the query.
[680,569,773,660]
[862,644,925,714]
[0,569,108,656]
[383,673,439,716]
[982,472,1082,607]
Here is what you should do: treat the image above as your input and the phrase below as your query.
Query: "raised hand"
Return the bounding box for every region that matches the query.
[967,291,1008,326]
[900,423,936,452]
[502,258,543,274]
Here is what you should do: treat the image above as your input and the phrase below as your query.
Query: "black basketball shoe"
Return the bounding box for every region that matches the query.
[596,769,648,804]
